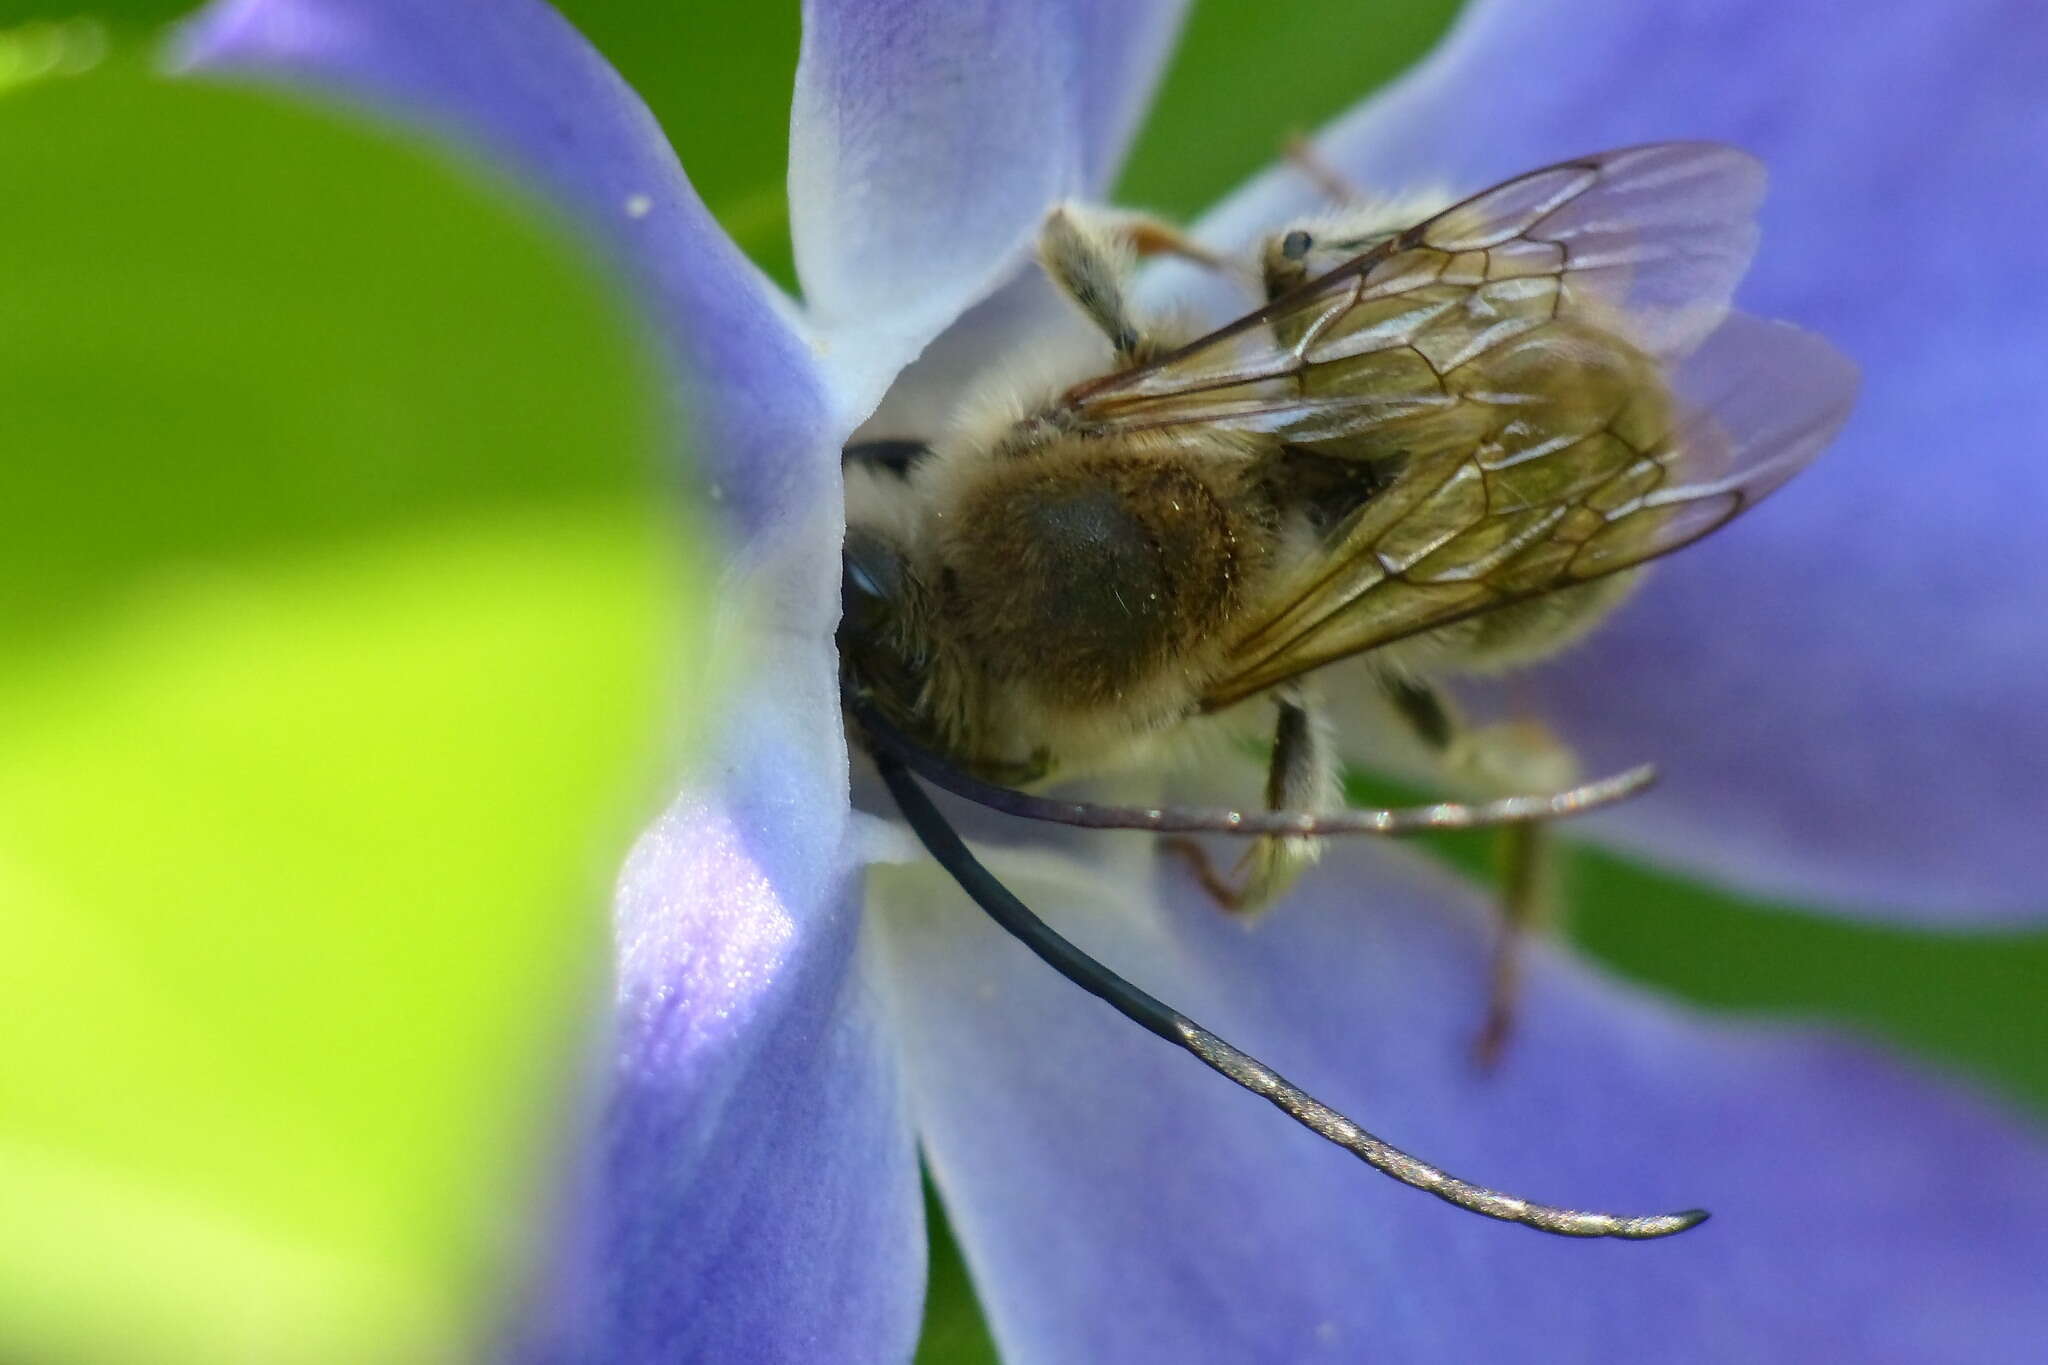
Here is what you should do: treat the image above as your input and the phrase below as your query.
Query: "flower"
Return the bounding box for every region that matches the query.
[178,1,2048,1361]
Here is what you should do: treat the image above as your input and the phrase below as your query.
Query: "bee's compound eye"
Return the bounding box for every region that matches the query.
[1280,229,1314,261]
[843,526,906,619]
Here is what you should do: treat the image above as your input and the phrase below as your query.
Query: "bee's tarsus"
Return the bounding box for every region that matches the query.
[1472,819,1556,1070]
[1161,835,1249,913]
[874,749,1709,1242]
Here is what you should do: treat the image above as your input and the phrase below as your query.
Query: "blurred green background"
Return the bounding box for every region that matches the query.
[0,19,697,1365]
[3,3,2043,1364]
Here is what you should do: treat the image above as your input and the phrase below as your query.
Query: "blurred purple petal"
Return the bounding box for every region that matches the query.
[177,0,832,539]
[871,838,2048,1362]
[524,730,920,1360]
[1177,0,2048,920]
[790,0,1186,406]
[1067,1,1188,190]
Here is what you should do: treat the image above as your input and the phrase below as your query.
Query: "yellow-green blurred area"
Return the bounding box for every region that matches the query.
[0,37,697,1365]
[4,4,2045,1365]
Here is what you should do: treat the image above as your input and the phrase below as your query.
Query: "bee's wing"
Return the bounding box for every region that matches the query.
[1046,143,1851,708]
[1201,312,1858,708]
[1059,142,1767,443]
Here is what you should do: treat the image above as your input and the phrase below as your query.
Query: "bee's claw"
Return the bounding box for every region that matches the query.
[1163,836,1251,915]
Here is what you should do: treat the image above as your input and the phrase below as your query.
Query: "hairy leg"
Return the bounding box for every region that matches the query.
[1037,204,1222,364]
[1381,676,1578,1069]
[1169,686,1340,916]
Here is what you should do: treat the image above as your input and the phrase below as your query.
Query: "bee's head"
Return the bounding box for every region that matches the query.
[839,441,935,696]
[1260,194,1452,303]
[840,525,907,641]
[1260,227,1319,300]
[838,523,932,725]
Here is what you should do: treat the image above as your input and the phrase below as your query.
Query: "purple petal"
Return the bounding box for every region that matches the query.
[520,755,919,1358]
[1173,0,2048,920]
[870,837,2048,1362]
[790,0,1187,406]
[176,5,915,1354]
[1066,1,1188,191]
[176,0,832,540]
[500,547,920,1361]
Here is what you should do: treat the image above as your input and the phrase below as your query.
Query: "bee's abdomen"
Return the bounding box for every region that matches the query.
[940,446,1250,711]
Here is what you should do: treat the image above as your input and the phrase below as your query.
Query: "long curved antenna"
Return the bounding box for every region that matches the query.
[849,691,1656,837]
[874,751,1709,1240]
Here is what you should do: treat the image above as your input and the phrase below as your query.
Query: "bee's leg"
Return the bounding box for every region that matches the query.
[1473,819,1559,1068]
[1038,206,1225,365]
[1117,213,1226,271]
[1038,206,1148,364]
[1380,677,1575,1069]
[1168,686,1338,917]
[1042,204,1223,271]
[1237,687,1340,913]
[1285,133,1365,204]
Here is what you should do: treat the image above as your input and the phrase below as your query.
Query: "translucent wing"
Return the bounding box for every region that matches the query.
[1035,142,1851,708]
[1202,313,1858,708]
[1058,142,1766,448]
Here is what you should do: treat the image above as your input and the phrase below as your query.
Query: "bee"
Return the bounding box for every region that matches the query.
[841,143,1858,1239]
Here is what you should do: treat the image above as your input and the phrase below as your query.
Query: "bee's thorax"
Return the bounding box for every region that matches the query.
[933,441,1260,718]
